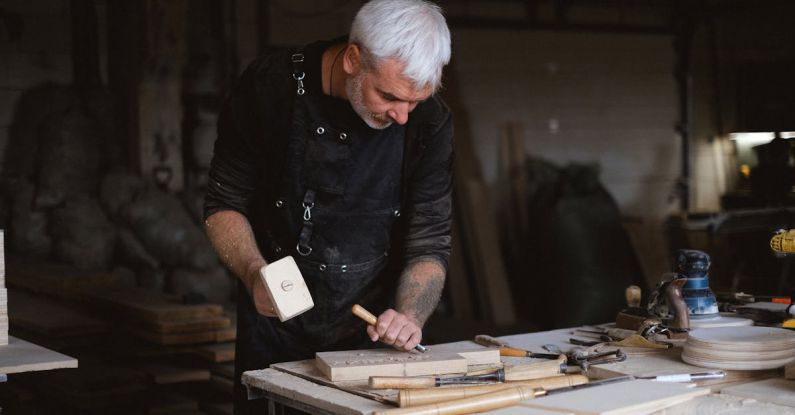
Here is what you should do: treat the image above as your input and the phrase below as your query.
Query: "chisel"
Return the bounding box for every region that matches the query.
[369,354,567,389]
[398,374,589,407]
[373,375,634,415]
[352,304,427,353]
[474,334,560,359]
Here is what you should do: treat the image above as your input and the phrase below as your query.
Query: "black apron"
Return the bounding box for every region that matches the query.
[234,48,404,413]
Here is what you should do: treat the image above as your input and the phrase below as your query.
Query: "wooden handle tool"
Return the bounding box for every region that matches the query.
[352,304,427,353]
[398,374,588,407]
[626,285,641,308]
[474,335,560,359]
[375,376,634,415]
[370,355,567,389]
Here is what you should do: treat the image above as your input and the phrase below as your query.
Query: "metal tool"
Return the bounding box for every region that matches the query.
[369,356,567,389]
[637,371,725,382]
[571,349,627,371]
[351,304,427,353]
[474,335,560,359]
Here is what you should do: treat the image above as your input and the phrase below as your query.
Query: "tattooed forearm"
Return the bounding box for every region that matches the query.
[395,258,446,326]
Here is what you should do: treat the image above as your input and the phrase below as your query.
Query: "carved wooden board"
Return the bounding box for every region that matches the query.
[520,379,709,415]
[315,347,500,382]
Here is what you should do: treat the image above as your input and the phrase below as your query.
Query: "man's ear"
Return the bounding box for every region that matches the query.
[343,44,363,75]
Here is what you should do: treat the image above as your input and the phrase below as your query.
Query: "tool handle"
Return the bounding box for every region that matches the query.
[352,304,378,325]
[376,386,541,415]
[503,355,567,381]
[474,334,507,348]
[399,375,588,407]
[370,376,437,389]
[626,285,641,308]
[499,346,530,358]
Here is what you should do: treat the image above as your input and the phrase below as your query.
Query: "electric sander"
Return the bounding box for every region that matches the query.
[673,249,719,316]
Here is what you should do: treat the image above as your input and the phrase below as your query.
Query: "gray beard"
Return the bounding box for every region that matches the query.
[346,72,392,130]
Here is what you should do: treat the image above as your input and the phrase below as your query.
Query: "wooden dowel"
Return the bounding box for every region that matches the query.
[375,386,541,415]
[370,376,437,389]
[503,354,567,381]
[399,375,588,407]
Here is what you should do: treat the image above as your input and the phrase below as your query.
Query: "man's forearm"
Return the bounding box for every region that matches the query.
[395,259,446,326]
[205,210,267,292]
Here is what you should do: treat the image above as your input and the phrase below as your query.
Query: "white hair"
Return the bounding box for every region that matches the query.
[350,0,451,91]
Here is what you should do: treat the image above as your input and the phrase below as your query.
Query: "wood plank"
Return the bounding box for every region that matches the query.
[131,326,235,346]
[195,342,235,363]
[76,285,223,323]
[0,335,78,374]
[460,179,517,325]
[721,378,795,408]
[520,379,709,415]
[271,359,399,404]
[242,368,388,415]
[8,289,108,337]
[664,393,795,415]
[139,363,211,384]
[5,256,116,294]
[136,315,232,334]
[316,349,468,382]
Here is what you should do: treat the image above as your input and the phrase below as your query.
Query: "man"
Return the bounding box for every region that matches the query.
[204,0,453,412]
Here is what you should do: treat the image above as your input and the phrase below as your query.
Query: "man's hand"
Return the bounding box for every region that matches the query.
[367,308,423,352]
[249,268,278,318]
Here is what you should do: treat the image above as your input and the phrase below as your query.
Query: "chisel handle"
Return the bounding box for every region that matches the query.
[503,355,567,381]
[352,304,378,325]
[399,375,588,407]
[370,376,437,389]
[352,304,427,353]
[375,386,543,415]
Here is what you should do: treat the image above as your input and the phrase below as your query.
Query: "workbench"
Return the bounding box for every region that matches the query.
[242,327,795,414]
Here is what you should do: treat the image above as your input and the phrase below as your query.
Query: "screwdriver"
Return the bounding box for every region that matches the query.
[352,304,427,353]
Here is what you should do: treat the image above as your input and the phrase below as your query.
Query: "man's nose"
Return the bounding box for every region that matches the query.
[387,102,411,125]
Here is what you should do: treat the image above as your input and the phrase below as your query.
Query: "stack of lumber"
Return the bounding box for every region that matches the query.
[1,230,7,345]
[75,284,234,346]
[683,326,795,370]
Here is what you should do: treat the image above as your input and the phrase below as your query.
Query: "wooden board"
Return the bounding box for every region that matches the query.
[131,326,235,345]
[76,285,223,323]
[136,314,231,334]
[689,314,754,329]
[721,378,795,408]
[520,379,709,415]
[5,256,116,294]
[140,363,211,384]
[195,342,236,363]
[8,289,108,337]
[0,335,78,374]
[243,368,388,415]
[316,349,469,382]
[664,393,795,415]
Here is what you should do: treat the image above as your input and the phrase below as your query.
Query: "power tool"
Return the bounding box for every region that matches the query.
[673,249,719,316]
[768,230,795,328]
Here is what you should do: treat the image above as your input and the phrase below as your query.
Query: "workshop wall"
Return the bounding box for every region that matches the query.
[0,0,78,175]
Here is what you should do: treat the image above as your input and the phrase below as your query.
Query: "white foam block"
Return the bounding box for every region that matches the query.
[260,256,314,322]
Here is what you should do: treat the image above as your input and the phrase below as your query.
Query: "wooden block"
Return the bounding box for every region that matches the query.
[131,327,235,346]
[136,315,231,334]
[520,379,709,414]
[316,348,469,382]
[721,378,795,407]
[260,256,313,322]
[195,342,235,363]
[140,363,211,384]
